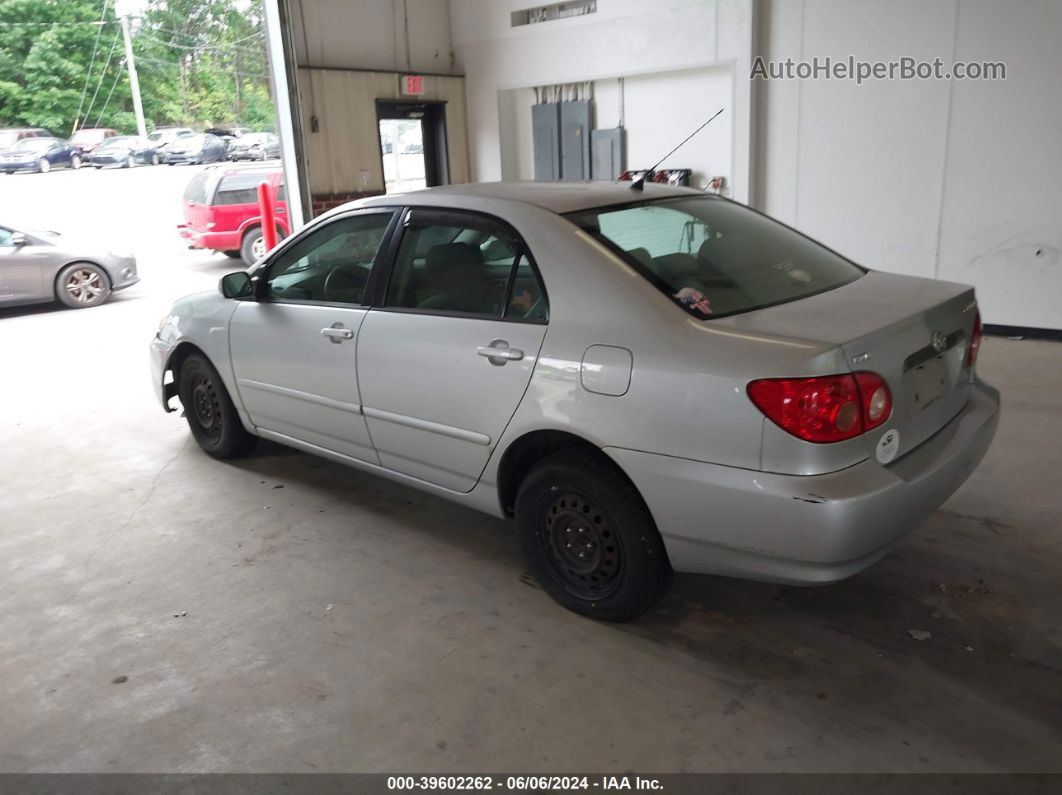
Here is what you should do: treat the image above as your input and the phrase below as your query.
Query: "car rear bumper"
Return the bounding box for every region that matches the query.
[605,378,1000,585]
[178,225,238,251]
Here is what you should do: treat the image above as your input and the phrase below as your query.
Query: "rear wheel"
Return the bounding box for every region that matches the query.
[515,449,672,621]
[126,155,135,168]
[151,153,160,166]
[71,154,82,170]
[56,262,111,308]
[177,354,257,459]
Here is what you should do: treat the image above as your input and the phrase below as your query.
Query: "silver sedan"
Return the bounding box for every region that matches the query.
[0,223,139,309]
[150,182,999,621]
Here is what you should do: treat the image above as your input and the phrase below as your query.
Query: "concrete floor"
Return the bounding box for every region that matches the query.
[1,168,1061,773]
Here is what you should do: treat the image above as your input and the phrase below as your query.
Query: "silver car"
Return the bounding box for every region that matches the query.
[0,223,139,309]
[150,183,999,621]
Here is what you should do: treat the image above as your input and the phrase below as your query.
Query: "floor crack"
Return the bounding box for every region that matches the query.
[59,438,191,606]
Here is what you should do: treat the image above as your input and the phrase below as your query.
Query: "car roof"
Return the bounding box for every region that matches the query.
[358,181,707,215]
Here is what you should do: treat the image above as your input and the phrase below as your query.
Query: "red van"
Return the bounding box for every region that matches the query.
[177,166,288,265]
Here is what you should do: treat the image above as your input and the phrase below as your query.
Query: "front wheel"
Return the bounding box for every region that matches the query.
[71,154,82,170]
[56,262,111,308]
[151,153,160,166]
[177,354,257,459]
[515,449,672,622]
[126,155,135,168]
[38,158,50,174]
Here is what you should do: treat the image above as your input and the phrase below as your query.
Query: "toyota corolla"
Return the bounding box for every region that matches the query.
[150,182,999,621]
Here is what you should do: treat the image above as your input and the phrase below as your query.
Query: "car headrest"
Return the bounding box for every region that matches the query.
[652,252,699,285]
[425,242,484,281]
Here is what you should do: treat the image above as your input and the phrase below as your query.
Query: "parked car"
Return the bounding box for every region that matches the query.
[160,133,228,165]
[0,222,138,308]
[227,132,280,161]
[177,166,287,264]
[89,135,160,168]
[147,126,195,147]
[0,137,82,173]
[150,182,999,621]
[0,128,52,152]
[69,127,119,156]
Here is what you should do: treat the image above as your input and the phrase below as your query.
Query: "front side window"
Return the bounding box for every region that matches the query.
[265,212,393,305]
[565,197,864,319]
[385,211,546,321]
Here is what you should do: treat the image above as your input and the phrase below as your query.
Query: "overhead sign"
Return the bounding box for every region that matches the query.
[401,75,425,96]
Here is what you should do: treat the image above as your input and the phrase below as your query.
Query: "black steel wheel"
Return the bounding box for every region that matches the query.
[516,449,671,621]
[177,353,257,459]
[541,491,623,601]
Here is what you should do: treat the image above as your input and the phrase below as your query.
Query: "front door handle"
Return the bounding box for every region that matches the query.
[477,339,524,365]
[321,324,354,343]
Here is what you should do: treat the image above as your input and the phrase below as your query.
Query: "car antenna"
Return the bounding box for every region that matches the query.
[630,107,725,192]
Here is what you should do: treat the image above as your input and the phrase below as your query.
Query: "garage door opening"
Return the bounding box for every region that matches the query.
[377,101,449,193]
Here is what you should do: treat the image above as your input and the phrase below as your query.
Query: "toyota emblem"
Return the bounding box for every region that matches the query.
[931,330,946,354]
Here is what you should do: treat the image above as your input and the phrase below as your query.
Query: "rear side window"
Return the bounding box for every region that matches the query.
[565,197,864,319]
[212,172,271,206]
[384,211,547,322]
[183,171,210,204]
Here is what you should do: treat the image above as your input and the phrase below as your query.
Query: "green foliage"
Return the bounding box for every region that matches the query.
[0,0,275,135]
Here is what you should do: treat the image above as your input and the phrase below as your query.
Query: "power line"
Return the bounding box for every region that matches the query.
[0,20,117,27]
[80,25,122,130]
[73,0,111,133]
[94,59,125,128]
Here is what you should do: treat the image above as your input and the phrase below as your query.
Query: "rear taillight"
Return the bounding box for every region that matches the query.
[747,372,893,443]
[966,309,982,369]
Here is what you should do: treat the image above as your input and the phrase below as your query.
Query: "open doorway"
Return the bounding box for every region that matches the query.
[377,101,449,193]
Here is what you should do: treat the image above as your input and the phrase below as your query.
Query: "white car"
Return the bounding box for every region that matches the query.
[151,182,998,620]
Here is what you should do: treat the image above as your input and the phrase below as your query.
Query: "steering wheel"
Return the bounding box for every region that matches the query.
[323,264,364,302]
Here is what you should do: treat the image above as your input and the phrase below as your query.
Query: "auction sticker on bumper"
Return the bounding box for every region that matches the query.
[876,429,900,464]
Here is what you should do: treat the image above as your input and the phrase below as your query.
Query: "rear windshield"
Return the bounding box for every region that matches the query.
[183,170,210,204]
[565,196,864,319]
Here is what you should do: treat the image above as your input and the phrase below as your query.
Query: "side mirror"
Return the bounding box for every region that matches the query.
[219,271,254,299]
[10,232,27,247]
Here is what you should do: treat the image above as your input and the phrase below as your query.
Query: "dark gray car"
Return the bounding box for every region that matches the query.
[0,223,139,309]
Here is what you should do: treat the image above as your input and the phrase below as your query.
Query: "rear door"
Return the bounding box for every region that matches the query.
[356,208,549,492]
[229,208,398,461]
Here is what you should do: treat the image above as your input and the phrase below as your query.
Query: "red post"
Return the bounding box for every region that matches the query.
[257,180,277,253]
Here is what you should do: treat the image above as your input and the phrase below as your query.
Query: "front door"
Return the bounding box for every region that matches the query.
[0,227,45,305]
[357,208,549,492]
[229,209,397,462]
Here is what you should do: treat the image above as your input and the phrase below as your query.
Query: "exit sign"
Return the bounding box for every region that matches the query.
[401,75,425,96]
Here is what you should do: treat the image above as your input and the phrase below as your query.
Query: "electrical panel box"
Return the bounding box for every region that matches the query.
[591,127,625,180]
[531,103,561,181]
[559,101,592,180]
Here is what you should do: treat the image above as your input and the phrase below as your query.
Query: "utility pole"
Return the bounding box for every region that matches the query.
[119,12,147,137]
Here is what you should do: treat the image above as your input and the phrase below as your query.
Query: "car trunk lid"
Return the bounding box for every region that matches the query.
[719,271,979,466]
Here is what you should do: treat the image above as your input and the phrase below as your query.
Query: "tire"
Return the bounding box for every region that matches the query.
[71,154,82,170]
[126,155,135,168]
[515,449,672,622]
[177,353,257,459]
[222,250,241,259]
[240,226,266,265]
[38,158,50,174]
[151,153,160,166]
[56,262,111,308]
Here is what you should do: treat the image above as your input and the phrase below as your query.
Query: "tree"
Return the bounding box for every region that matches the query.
[0,0,274,135]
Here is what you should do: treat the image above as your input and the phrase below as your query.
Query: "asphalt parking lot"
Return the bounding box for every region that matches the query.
[1,166,1061,773]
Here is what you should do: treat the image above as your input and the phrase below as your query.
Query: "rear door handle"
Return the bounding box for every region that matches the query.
[477,339,524,365]
[321,324,354,343]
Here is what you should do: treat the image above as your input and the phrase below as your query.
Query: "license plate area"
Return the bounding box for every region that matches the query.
[905,356,948,414]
